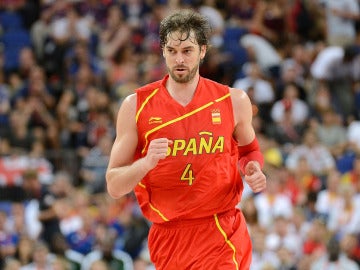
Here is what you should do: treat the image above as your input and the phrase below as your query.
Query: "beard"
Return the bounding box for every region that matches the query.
[167,63,199,83]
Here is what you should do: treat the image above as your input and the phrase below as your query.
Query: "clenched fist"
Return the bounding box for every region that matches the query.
[143,138,173,171]
[244,161,266,193]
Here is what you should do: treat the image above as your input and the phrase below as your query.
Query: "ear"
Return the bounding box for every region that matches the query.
[200,45,207,60]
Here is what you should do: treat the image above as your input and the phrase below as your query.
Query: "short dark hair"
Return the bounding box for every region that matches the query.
[159,9,211,49]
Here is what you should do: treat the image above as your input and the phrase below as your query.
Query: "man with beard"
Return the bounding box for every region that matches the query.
[106,9,266,270]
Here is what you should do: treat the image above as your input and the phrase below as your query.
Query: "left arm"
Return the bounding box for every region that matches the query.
[230,88,266,193]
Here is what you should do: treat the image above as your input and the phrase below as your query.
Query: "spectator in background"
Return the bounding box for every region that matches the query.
[82,91,115,148]
[320,0,360,47]
[196,0,226,49]
[89,259,109,270]
[11,65,57,148]
[265,215,302,262]
[64,41,103,88]
[0,143,53,201]
[308,83,342,122]
[55,89,82,149]
[287,0,325,42]
[17,47,38,81]
[6,203,27,240]
[64,206,97,256]
[224,0,257,30]
[239,195,260,234]
[31,141,53,176]
[341,153,360,192]
[310,237,359,270]
[98,4,132,65]
[315,170,344,222]
[50,3,92,46]
[301,218,328,269]
[80,225,133,270]
[104,45,141,101]
[15,236,34,267]
[347,116,360,153]
[285,128,335,179]
[0,70,11,136]
[6,72,24,103]
[310,45,360,118]
[20,241,56,270]
[58,188,90,236]
[250,226,280,270]
[283,156,322,206]
[250,0,288,49]
[313,108,348,157]
[340,233,360,266]
[80,134,112,194]
[271,82,309,127]
[21,169,64,254]
[254,175,293,228]
[270,83,309,144]
[354,83,360,119]
[240,33,283,79]
[327,183,360,239]
[233,61,275,122]
[71,66,98,110]
[30,4,53,62]
[0,210,18,267]
[3,257,21,270]
[275,43,313,101]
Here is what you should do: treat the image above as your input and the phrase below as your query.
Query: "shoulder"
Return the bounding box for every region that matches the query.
[122,79,163,109]
[122,93,137,107]
[229,87,253,125]
[201,77,228,89]
[229,87,251,107]
[136,80,163,94]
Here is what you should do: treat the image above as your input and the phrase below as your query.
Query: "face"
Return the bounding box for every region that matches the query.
[163,31,206,83]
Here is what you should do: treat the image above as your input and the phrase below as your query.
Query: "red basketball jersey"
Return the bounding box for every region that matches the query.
[134,75,243,223]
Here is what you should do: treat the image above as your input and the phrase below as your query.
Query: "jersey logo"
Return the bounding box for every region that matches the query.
[149,117,163,124]
[211,109,221,124]
[167,133,225,156]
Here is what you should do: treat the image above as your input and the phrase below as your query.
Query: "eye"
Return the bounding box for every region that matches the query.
[167,48,175,54]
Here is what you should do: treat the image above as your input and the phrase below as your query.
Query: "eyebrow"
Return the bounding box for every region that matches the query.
[165,45,195,50]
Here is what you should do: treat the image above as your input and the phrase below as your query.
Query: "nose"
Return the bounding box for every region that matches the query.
[176,55,184,64]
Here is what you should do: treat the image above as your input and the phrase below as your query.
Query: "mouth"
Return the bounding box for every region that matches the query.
[174,66,187,73]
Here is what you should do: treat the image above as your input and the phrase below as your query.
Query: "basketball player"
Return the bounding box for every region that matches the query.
[106,9,266,270]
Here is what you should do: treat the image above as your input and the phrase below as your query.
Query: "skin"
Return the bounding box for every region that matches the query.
[106,31,266,199]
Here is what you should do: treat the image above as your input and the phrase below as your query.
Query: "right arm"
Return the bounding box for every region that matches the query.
[106,94,170,199]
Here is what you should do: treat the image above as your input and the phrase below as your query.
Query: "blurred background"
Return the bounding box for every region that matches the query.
[0,0,360,269]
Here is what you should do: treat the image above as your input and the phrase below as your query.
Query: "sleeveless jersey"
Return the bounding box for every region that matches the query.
[134,75,243,223]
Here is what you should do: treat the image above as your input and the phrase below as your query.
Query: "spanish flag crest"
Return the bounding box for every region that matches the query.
[211,109,221,124]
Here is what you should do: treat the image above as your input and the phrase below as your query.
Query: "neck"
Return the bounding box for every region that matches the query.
[166,74,200,106]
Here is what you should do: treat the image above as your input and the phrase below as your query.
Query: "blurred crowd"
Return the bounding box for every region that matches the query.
[0,0,360,269]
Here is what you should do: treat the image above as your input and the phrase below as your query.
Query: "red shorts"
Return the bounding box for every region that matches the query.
[148,208,252,270]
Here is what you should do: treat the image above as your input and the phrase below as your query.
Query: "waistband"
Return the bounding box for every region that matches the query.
[152,208,238,229]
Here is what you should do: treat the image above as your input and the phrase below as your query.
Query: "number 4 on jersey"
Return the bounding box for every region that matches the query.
[181,164,195,185]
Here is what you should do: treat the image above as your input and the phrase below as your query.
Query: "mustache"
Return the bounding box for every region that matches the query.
[174,65,187,69]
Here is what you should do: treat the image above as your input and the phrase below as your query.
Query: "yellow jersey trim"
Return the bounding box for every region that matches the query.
[149,203,169,222]
[141,101,214,153]
[215,93,231,102]
[140,93,230,154]
[138,182,146,189]
[136,88,159,123]
[214,213,239,270]
[137,182,168,221]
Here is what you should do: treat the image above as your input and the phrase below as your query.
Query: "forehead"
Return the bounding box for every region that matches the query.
[165,30,198,47]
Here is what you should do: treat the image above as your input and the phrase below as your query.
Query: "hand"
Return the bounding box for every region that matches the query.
[143,138,173,171]
[244,161,266,193]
